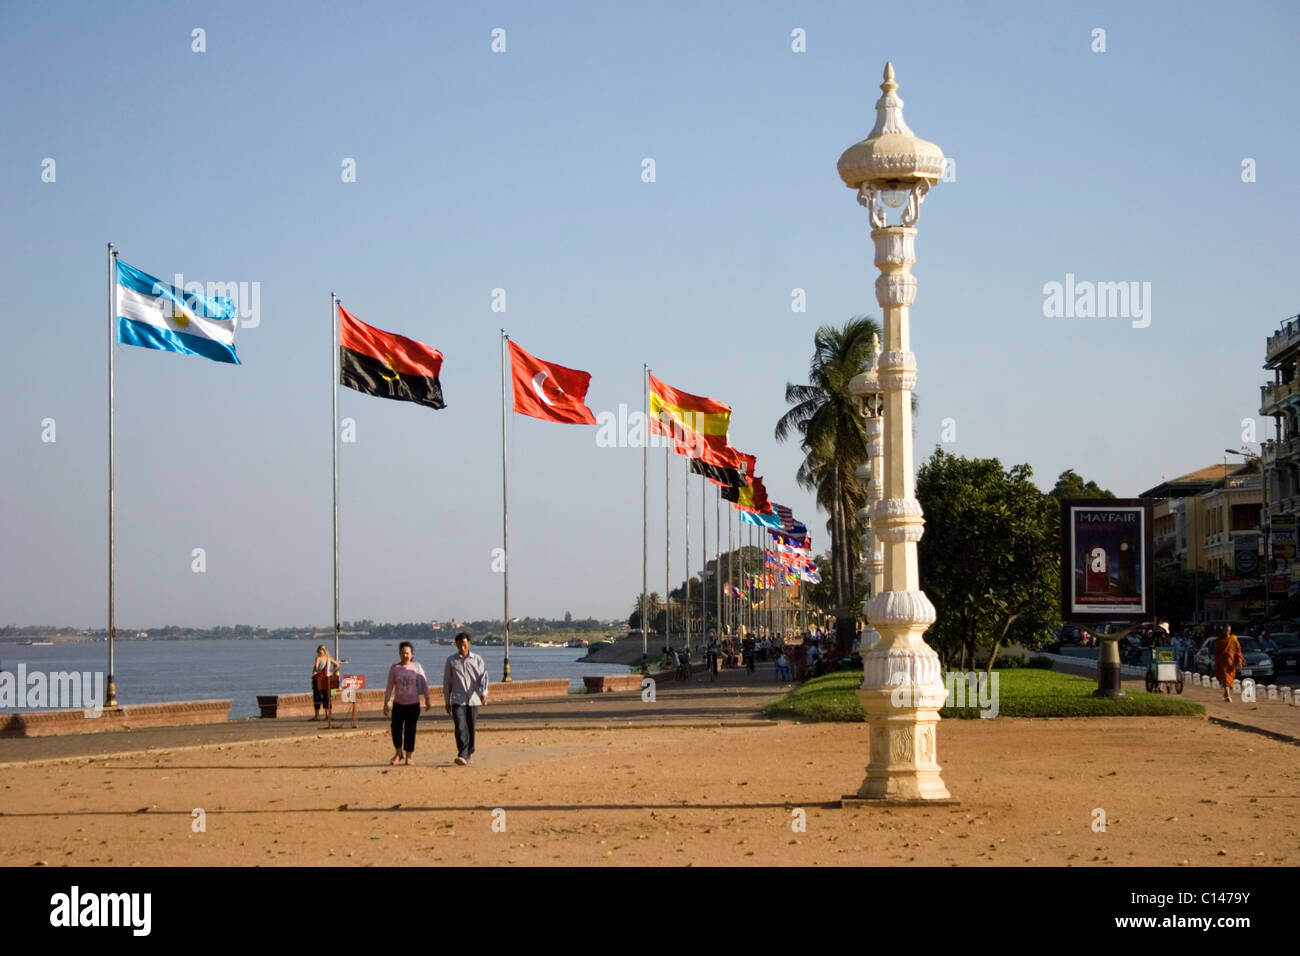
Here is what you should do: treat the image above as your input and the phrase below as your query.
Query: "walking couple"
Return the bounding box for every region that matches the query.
[383,633,489,766]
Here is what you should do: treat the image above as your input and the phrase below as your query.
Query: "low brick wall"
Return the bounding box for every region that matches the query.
[582,663,708,693]
[257,679,572,718]
[0,699,232,738]
[584,674,648,693]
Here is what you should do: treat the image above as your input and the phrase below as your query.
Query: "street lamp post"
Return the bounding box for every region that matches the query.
[849,334,884,652]
[839,63,952,803]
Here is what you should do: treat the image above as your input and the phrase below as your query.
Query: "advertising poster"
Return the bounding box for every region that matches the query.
[1061,500,1152,619]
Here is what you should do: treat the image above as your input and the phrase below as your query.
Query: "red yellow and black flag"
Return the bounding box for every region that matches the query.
[338,305,446,410]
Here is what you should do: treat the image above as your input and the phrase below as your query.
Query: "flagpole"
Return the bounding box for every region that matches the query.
[500,330,512,682]
[331,293,341,665]
[743,520,748,637]
[800,575,806,634]
[750,522,756,636]
[715,484,721,646]
[665,443,670,655]
[700,470,705,646]
[641,365,649,674]
[684,456,690,653]
[106,242,118,708]
[727,505,733,634]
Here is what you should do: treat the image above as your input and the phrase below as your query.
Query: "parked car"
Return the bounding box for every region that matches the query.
[1264,632,1300,674]
[1193,636,1276,680]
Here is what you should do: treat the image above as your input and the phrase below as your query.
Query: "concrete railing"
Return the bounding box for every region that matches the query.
[0,699,233,738]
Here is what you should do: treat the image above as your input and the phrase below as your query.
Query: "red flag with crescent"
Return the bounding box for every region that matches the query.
[508,340,597,425]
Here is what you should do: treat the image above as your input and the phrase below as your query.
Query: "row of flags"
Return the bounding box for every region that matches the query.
[114,255,815,575]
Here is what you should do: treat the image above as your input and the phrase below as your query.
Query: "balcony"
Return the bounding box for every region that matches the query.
[1267,313,1300,364]
[1261,379,1300,414]
[1268,436,1300,464]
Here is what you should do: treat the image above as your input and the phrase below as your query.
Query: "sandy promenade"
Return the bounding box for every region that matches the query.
[2,710,1297,866]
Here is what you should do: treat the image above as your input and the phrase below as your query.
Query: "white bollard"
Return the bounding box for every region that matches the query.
[1211,677,1219,688]
[1283,687,1293,705]
[1267,684,1278,700]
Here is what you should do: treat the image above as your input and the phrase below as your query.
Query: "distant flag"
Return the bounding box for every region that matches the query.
[768,529,811,549]
[725,475,771,514]
[648,374,741,468]
[509,340,596,425]
[689,453,754,489]
[772,503,806,536]
[338,305,446,410]
[737,508,781,530]
[115,259,240,364]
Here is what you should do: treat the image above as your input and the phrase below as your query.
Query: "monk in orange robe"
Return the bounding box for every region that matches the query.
[1213,625,1245,703]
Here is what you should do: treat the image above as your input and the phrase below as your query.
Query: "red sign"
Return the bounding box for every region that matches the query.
[341,675,365,702]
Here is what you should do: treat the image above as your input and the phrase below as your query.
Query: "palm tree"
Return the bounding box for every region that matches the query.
[775,317,880,616]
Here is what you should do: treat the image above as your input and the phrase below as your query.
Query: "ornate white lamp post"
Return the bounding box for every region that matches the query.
[838,63,952,803]
[849,334,883,652]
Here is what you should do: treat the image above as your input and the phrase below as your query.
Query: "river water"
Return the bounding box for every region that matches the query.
[0,640,631,719]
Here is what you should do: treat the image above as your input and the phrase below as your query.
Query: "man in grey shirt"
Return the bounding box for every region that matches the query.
[443,633,489,765]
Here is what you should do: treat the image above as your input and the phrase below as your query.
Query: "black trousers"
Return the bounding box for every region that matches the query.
[451,704,477,759]
[391,703,420,752]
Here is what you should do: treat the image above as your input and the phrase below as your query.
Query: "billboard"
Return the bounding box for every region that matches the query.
[1060,499,1153,620]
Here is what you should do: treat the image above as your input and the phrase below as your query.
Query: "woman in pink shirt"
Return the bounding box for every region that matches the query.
[383,642,431,766]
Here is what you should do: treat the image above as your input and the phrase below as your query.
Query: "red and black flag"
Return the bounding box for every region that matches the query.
[338,305,446,410]
[508,340,597,425]
[690,450,755,489]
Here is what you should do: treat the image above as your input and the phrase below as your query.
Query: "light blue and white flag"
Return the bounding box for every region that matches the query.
[737,508,781,530]
[115,259,240,364]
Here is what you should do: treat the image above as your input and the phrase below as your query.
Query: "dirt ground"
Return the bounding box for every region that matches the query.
[1,716,1297,866]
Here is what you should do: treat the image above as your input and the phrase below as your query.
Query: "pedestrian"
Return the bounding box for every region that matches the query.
[706,638,719,681]
[743,633,756,674]
[383,641,431,766]
[773,647,790,682]
[311,644,343,723]
[443,633,489,765]
[1213,625,1246,703]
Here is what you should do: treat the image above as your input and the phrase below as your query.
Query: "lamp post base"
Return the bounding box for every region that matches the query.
[855,617,954,803]
[841,795,960,808]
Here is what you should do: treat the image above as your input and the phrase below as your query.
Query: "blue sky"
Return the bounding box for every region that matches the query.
[2,0,1296,627]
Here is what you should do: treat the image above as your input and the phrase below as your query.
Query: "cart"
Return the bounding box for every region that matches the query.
[1144,646,1183,694]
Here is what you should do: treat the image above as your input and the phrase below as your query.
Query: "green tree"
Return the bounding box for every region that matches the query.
[628,592,664,633]
[1049,469,1115,501]
[775,317,880,641]
[917,450,1061,673]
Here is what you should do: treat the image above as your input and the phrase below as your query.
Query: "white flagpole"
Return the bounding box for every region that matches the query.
[699,469,705,649]
[106,243,118,707]
[665,442,671,653]
[501,330,512,681]
[332,293,340,664]
[715,483,720,646]
[684,456,690,652]
[728,504,733,634]
[641,365,649,673]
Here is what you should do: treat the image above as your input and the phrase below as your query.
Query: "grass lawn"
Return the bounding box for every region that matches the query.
[763,668,1205,722]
